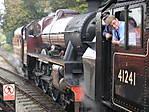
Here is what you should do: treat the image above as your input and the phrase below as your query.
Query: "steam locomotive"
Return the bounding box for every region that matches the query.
[13,0,149,112]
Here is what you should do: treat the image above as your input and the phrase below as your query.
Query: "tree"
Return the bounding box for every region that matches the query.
[49,0,88,14]
[3,0,48,43]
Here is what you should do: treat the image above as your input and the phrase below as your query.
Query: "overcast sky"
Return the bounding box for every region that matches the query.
[0,0,5,13]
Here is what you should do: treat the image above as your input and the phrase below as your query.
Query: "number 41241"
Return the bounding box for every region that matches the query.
[117,69,136,86]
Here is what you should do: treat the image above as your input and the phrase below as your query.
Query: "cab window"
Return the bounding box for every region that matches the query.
[28,21,41,37]
[128,7,142,46]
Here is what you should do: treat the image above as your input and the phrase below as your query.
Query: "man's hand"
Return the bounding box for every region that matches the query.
[112,40,120,45]
[105,33,112,40]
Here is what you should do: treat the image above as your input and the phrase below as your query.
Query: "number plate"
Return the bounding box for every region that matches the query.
[113,54,145,111]
[118,69,136,86]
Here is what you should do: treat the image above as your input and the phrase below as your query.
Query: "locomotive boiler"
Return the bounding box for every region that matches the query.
[13,0,149,112]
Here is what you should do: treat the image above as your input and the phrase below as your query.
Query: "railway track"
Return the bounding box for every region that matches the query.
[0,53,65,112]
[0,67,65,112]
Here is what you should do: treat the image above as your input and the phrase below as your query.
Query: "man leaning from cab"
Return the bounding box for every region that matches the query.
[104,15,125,45]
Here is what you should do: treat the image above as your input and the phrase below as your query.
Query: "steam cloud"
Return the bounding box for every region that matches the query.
[0,49,24,77]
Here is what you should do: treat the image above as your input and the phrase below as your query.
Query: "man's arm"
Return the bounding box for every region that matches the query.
[112,30,120,45]
[103,26,112,40]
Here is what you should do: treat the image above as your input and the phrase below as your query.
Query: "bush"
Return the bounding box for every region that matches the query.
[0,32,6,42]
[1,43,13,52]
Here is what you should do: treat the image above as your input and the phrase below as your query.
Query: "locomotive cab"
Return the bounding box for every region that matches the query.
[111,4,145,112]
[95,0,149,112]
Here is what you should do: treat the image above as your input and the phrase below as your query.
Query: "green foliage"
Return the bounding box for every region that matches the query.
[5,31,13,44]
[3,0,48,44]
[70,2,88,14]
[4,0,27,32]
[1,43,13,52]
[0,32,6,42]
[0,30,12,52]
[49,0,88,14]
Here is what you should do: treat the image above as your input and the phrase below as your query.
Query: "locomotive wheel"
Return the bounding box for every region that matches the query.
[49,87,60,101]
[59,94,68,109]
[34,76,41,87]
[41,80,49,93]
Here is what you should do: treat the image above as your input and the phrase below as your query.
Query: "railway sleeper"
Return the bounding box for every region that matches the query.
[22,102,37,106]
[24,104,41,108]
[16,95,28,99]
[17,98,31,102]
[25,106,45,111]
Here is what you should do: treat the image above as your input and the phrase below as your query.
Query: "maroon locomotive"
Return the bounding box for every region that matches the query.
[13,0,149,112]
[13,8,96,111]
